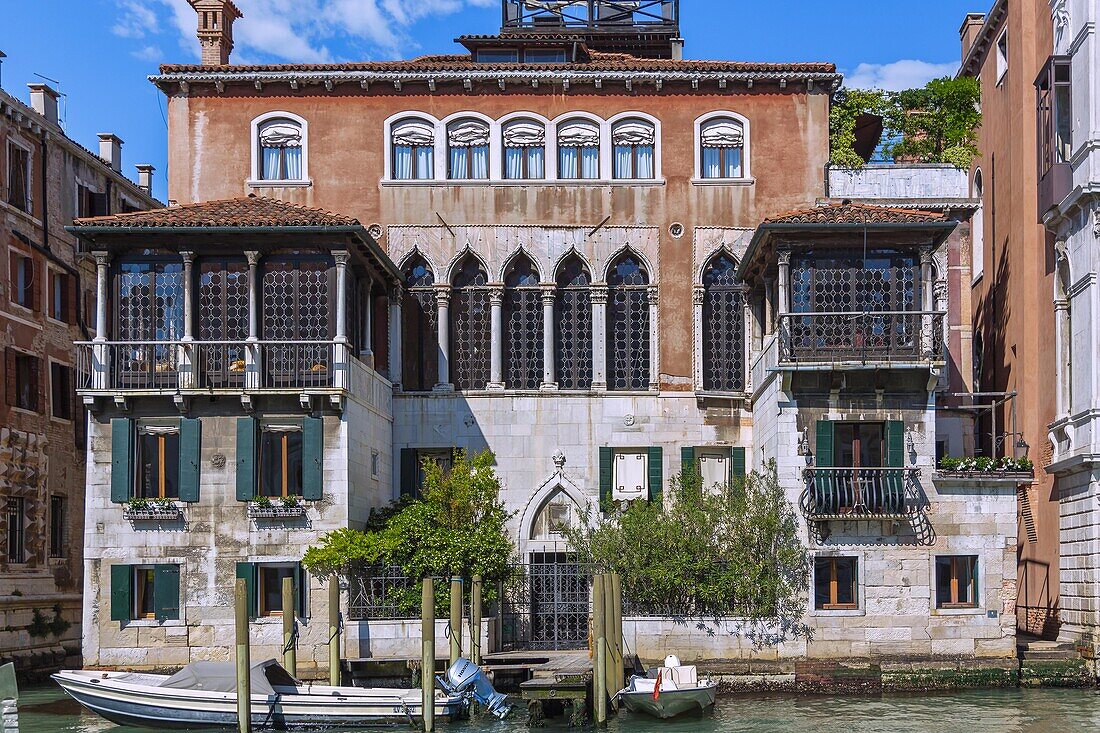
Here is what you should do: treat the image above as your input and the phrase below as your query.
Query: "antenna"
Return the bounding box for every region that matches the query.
[32,72,65,128]
[0,51,6,89]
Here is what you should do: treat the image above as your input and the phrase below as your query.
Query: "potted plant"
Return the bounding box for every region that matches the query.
[123,496,181,520]
[248,494,305,518]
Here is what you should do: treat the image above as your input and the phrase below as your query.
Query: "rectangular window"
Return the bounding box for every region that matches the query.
[996,30,1008,82]
[7,143,30,212]
[134,566,157,619]
[936,555,978,608]
[51,363,72,419]
[49,270,70,321]
[476,49,519,63]
[6,498,26,563]
[49,495,64,558]
[834,423,884,468]
[8,352,40,411]
[76,184,109,219]
[524,49,566,63]
[1037,56,1072,176]
[814,556,858,610]
[258,564,304,617]
[10,252,34,309]
[414,448,453,498]
[259,427,303,497]
[613,451,648,501]
[698,449,731,490]
[137,428,180,499]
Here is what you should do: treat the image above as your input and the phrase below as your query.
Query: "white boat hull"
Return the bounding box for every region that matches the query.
[618,685,718,719]
[53,670,464,729]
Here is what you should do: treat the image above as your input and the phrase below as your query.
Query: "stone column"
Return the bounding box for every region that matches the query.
[388,287,403,389]
[920,247,935,358]
[743,296,753,392]
[333,251,350,390]
[590,285,608,391]
[92,252,111,389]
[776,249,791,316]
[488,286,505,390]
[434,285,452,391]
[362,274,375,367]
[540,285,557,390]
[245,250,261,391]
[1054,295,1070,417]
[647,287,659,391]
[178,251,195,389]
[692,285,705,391]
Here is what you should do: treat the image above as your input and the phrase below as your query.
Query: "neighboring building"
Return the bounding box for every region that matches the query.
[1,76,158,676]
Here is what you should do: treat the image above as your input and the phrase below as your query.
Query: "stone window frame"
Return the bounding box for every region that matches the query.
[809,552,865,617]
[692,110,753,185]
[248,110,311,187]
[694,246,749,394]
[5,135,34,215]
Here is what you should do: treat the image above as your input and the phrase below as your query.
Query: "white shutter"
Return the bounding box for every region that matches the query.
[613,451,647,501]
[698,451,730,491]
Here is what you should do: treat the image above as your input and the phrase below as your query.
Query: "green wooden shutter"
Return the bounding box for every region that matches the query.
[178,418,201,503]
[236,562,257,619]
[731,447,747,479]
[235,418,257,501]
[813,420,835,509]
[815,420,834,467]
[110,564,132,622]
[647,447,663,503]
[598,447,613,510]
[885,421,905,467]
[302,417,324,501]
[110,418,133,503]
[154,564,181,621]
[296,563,307,618]
[400,448,417,499]
[680,446,696,484]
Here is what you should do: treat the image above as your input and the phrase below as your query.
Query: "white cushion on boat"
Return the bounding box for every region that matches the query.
[667,665,698,687]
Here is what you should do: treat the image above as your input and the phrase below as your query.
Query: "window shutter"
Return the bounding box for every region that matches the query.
[647,446,663,503]
[815,420,834,468]
[598,447,612,509]
[110,418,133,503]
[154,564,181,621]
[885,420,905,467]
[235,417,257,501]
[731,447,747,479]
[400,448,417,499]
[236,562,257,619]
[302,416,323,500]
[64,274,75,324]
[4,350,14,407]
[29,357,39,411]
[29,258,39,313]
[680,446,696,483]
[110,564,132,622]
[296,563,308,618]
[178,418,201,503]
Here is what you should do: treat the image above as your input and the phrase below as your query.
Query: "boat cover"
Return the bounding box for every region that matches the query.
[160,659,298,696]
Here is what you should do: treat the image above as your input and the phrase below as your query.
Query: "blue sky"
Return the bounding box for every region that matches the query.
[0,0,981,202]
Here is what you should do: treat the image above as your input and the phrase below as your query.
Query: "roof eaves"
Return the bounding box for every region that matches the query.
[959,0,1008,78]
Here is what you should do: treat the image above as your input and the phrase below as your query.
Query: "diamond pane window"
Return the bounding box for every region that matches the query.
[554,255,592,390]
[402,254,438,390]
[702,253,745,392]
[450,255,491,390]
[607,252,650,391]
[262,256,332,385]
[115,257,184,385]
[197,258,249,386]
[503,253,543,389]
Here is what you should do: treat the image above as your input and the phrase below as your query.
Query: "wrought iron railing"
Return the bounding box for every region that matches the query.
[779,311,945,363]
[348,565,422,621]
[800,467,921,519]
[502,0,678,30]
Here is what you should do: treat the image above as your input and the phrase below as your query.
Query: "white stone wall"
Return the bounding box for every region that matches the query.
[1057,469,1100,649]
[827,164,970,201]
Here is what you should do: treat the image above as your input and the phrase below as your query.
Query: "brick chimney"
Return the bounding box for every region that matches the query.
[27,83,60,126]
[98,133,123,172]
[960,13,986,64]
[135,164,155,195]
[189,0,243,66]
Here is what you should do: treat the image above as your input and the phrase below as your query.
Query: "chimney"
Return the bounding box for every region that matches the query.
[97,133,123,172]
[960,13,986,64]
[135,164,155,196]
[670,37,684,61]
[189,0,243,66]
[28,83,60,126]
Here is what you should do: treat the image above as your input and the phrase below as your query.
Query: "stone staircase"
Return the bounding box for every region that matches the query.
[1017,634,1094,687]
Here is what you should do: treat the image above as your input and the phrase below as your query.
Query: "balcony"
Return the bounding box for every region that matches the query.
[778,311,945,365]
[800,467,921,520]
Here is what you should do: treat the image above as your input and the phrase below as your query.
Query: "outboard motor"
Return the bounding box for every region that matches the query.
[436,658,512,720]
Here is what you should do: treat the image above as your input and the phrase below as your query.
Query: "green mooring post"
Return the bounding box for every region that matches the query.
[449,576,463,667]
[470,575,483,665]
[328,577,341,686]
[422,577,436,733]
[282,576,296,677]
[592,573,607,725]
[235,578,252,733]
[602,573,617,708]
[611,572,624,694]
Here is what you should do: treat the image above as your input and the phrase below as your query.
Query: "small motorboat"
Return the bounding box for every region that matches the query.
[615,655,718,720]
[53,658,465,729]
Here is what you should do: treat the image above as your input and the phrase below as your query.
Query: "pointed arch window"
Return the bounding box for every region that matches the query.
[402,254,438,390]
[700,118,744,179]
[555,254,592,390]
[612,119,655,179]
[503,119,545,180]
[503,253,543,389]
[391,118,435,180]
[450,255,492,390]
[557,119,600,179]
[701,252,746,392]
[607,252,650,390]
[258,118,304,181]
[447,119,490,180]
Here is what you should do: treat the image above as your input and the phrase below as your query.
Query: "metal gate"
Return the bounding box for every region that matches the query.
[500,553,591,651]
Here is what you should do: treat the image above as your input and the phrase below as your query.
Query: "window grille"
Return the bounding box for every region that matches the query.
[197,259,249,386]
[402,255,438,390]
[116,259,184,385]
[702,253,745,391]
[450,255,491,390]
[554,254,592,389]
[503,254,543,389]
[606,252,650,390]
[262,257,331,385]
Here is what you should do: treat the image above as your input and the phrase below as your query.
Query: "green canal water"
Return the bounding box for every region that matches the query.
[15,684,1100,732]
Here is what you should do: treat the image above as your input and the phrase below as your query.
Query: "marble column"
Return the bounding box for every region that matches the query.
[178,251,195,389]
[488,286,505,390]
[434,285,452,391]
[647,287,660,391]
[388,287,403,389]
[692,285,705,391]
[333,251,350,390]
[540,285,557,389]
[92,252,110,390]
[591,285,608,391]
[245,250,261,391]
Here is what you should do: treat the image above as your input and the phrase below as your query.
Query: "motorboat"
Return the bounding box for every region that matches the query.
[53,658,465,729]
[615,655,718,720]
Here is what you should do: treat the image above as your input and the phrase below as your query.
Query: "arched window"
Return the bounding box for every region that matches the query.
[700,117,744,179]
[257,117,304,181]
[555,254,593,389]
[612,119,655,179]
[450,255,491,390]
[503,253,543,389]
[558,119,600,179]
[503,119,545,180]
[606,252,650,390]
[402,254,438,390]
[447,119,490,180]
[701,252,745,391]
[391,118,435,180]
[972,169,985,280]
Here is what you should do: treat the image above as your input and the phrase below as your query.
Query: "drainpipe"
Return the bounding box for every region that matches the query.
[40,134,49,250]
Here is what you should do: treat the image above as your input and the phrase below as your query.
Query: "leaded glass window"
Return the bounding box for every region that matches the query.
[555,255,592,390]
[450,255,491,390]
[503,253,543,389]
[702,253,745,392]
[115,257,184,385]
[197,258,248,386]
[607,252,650,391]
[262,255,332,385]
[402,254,438,390]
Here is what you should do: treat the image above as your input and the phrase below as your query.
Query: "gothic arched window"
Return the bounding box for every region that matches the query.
[503,253,543,389]
[555,254,592,390]
[402,254,437,391]
[450,255,491,390]
[607,251,650,391]
[701,252,745,392]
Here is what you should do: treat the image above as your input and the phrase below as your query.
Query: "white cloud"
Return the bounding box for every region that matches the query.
[112,0,160,38]
[843,60,959,91]
[132,45,164,62]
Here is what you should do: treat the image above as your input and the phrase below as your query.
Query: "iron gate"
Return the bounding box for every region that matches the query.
[500,553,592,651]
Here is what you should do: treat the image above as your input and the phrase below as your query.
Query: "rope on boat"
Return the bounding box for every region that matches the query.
[282,621,298,655]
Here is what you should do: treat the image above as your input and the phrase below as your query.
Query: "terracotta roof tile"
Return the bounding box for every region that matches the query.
[73,195,360,229]
[764,202,948,226]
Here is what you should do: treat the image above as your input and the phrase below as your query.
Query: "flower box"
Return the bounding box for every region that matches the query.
[123,502,182,521]
[247,501,306,519]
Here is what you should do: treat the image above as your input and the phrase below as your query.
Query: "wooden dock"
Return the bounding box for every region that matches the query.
[484,650,593,726]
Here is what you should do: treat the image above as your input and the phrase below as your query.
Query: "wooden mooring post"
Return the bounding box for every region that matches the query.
[422,577,435,733]
[603,573,618,708]
[592,573,607,725]
[470,575,483,665]
[328,577,340,686]
[234,578,251,733]
[611,572,624,693]
[282,576,296,677]
[449,576,463,668]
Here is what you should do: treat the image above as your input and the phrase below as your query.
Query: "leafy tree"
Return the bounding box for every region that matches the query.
[829,88,888,169]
